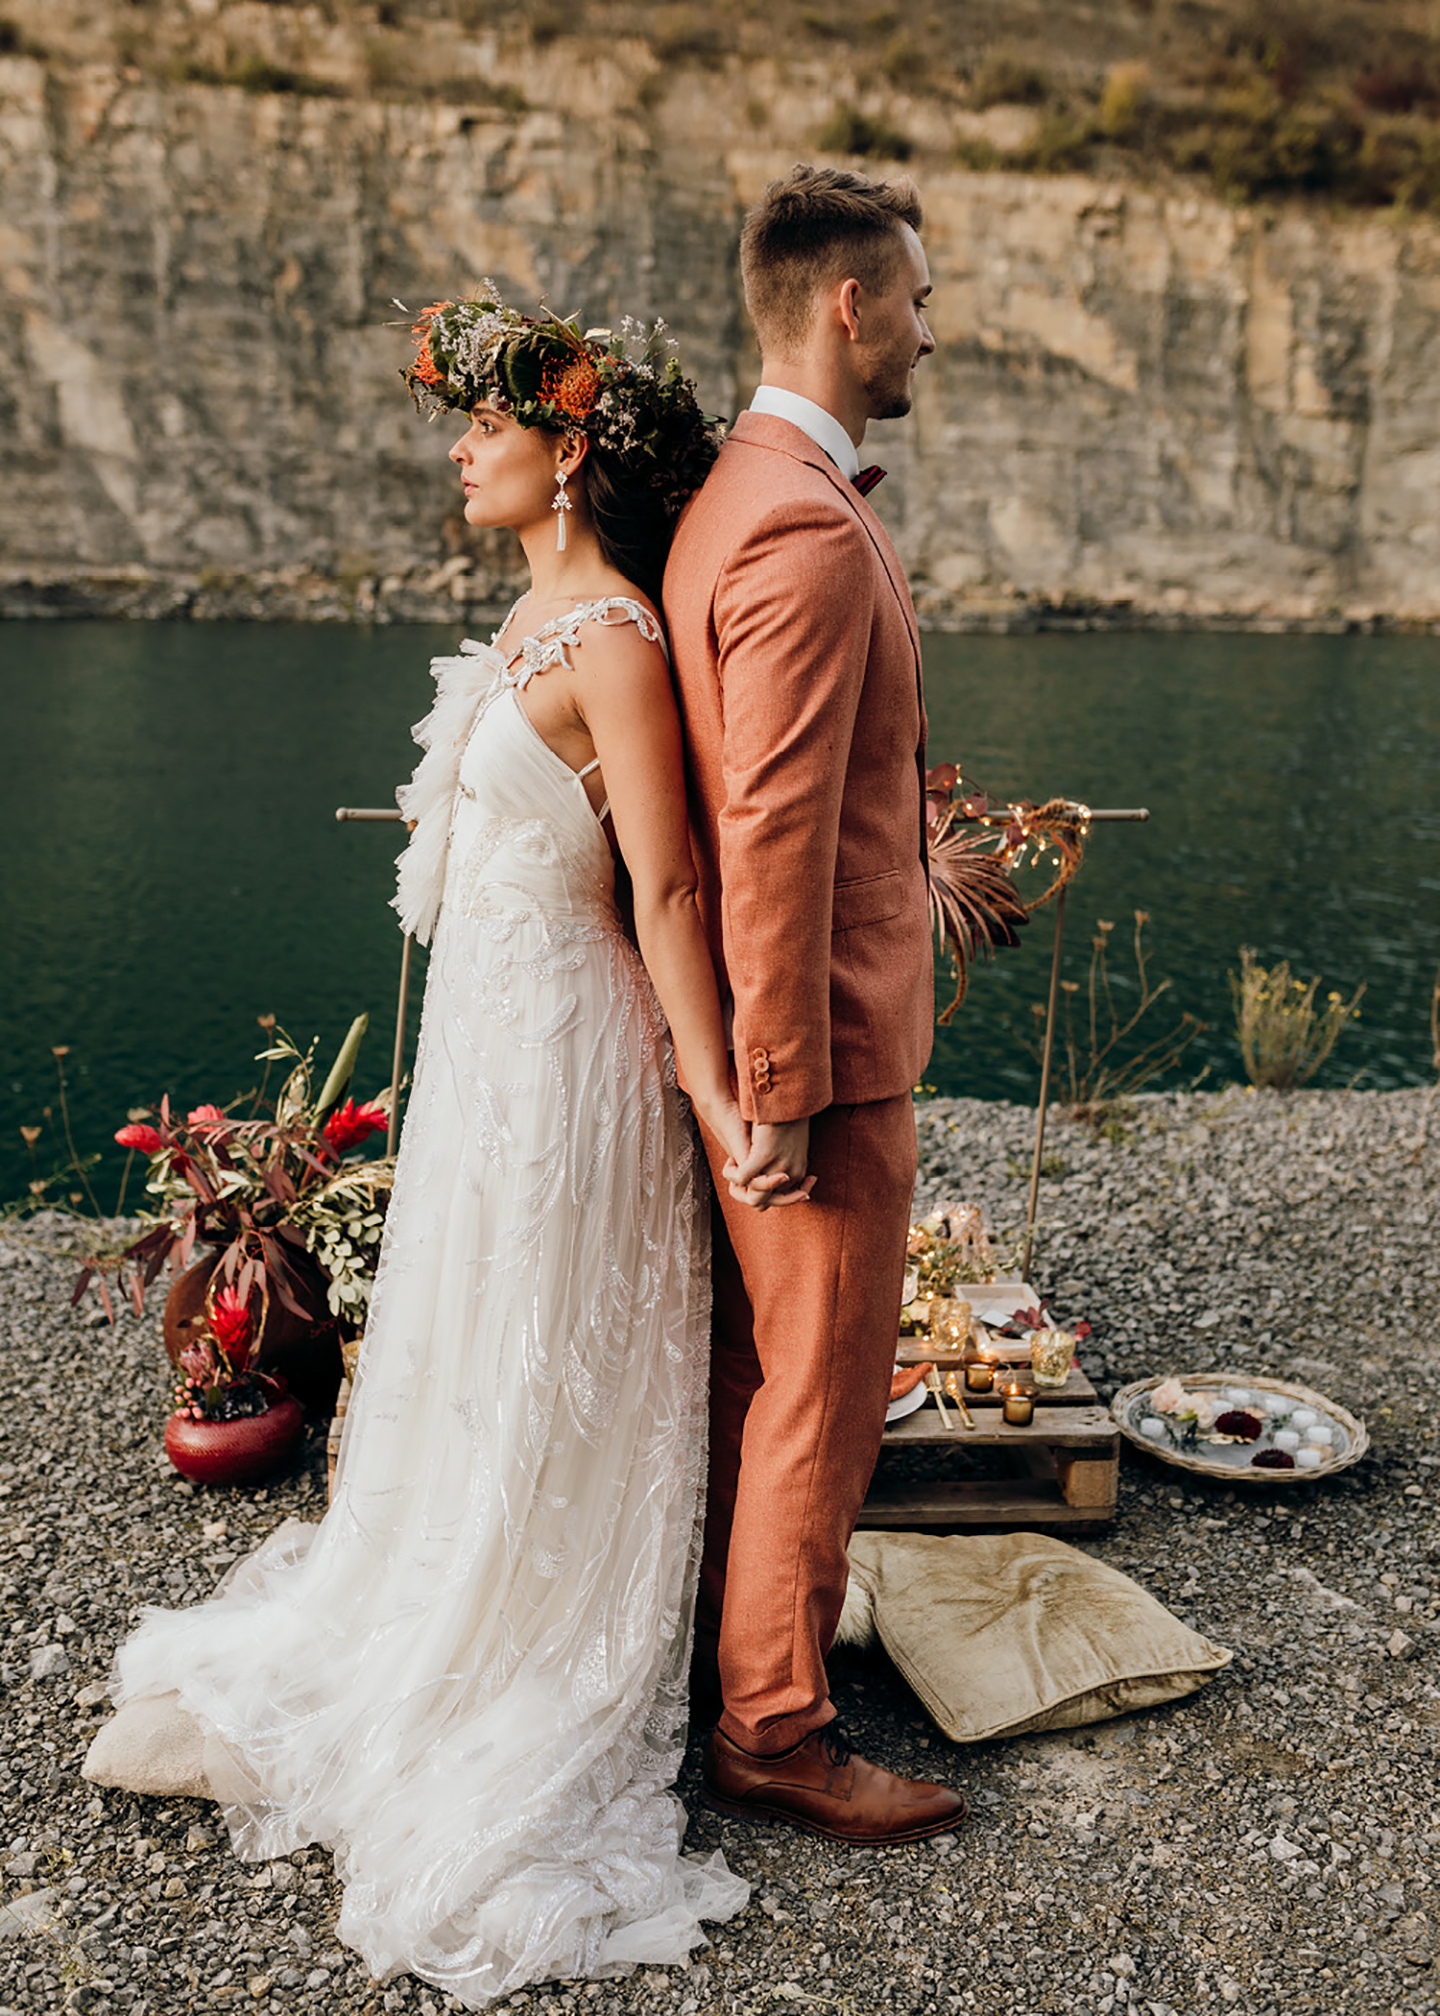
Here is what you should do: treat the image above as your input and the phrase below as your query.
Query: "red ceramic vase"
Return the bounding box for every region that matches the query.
[164,1396,306,1486]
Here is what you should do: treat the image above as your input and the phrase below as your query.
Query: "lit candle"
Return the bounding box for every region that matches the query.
[1140,1417,1166,1441]
[1002,1384,1034,1427]
[1305,1423,1335,1447]
[1273,1429,1301,1452]
[964,1360,995,1393]
[1295,1446,1323,1470]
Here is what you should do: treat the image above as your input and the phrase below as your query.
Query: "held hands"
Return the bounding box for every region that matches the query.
[723,1118,814,1213]
[696,1101,814,1212]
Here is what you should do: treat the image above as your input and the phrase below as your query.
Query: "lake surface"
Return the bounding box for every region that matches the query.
[3,621,1437,1207]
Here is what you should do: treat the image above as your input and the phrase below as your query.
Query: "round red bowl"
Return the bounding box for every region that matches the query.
[164,1396,305,1486]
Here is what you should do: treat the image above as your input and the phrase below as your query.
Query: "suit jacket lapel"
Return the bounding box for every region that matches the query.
[728,413,921,660]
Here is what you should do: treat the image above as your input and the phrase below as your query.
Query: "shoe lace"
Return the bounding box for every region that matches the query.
[820,1723,853,1768]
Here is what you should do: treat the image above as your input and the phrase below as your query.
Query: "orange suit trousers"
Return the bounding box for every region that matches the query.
[696,1093,917,1755]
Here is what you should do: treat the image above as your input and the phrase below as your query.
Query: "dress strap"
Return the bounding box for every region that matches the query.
[500,596,669,689]
[575,756,602,780]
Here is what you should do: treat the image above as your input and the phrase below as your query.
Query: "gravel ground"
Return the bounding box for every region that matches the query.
[1,1083,1436,2016]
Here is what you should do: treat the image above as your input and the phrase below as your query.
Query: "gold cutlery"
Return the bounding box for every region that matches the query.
[942,1371,976,1429]
[924,1366,955,1431]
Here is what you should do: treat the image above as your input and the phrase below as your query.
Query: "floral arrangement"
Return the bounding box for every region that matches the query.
[924,765,1099,1023]
[76,1016,394,1335]
[173,1284,286,1424]
[402,286,722,516]
[900,1203,1010,1332]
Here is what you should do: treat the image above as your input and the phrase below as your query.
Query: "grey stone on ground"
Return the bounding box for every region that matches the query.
[0,1085,1437,2016]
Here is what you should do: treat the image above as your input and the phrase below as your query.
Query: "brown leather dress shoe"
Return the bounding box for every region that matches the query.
[703,1723,966,1845]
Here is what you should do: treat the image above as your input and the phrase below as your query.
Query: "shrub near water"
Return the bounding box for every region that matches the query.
[1231,947,1365,1090]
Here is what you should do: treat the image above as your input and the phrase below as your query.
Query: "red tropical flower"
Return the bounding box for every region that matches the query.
[211,1284,253,1349]
[323,1098,388,1153]
[186,1103,227,1133]
[210,1285,256,1375]
[115,1123,164,1153]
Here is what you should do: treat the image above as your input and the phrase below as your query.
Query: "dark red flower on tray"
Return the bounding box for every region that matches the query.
[1252,1448,1296,1470]
[323,1098,387,1153]
[1215,1409,1264,1440]
[114,1122,164,1153]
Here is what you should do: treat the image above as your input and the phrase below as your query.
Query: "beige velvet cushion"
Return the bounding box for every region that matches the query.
[844,1531,1231,1743]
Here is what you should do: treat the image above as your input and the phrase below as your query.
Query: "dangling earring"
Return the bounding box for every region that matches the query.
[552,467,572,552]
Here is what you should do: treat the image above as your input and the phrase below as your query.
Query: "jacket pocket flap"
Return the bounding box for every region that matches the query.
[832,869,904,931]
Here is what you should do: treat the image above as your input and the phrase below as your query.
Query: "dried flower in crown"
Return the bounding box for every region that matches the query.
[399,285,723,516]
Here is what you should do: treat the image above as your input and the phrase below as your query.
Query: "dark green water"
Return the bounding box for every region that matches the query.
[3,622,1437,1206]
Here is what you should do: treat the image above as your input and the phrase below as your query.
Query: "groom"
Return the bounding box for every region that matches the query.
[664,164,965,1842]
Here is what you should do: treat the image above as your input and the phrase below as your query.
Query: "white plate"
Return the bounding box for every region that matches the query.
[886,1379,929,1426]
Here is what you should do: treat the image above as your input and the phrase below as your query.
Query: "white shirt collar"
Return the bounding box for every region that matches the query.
[748,386,861,482]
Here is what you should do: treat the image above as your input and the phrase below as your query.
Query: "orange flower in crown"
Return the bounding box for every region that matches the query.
[540,354,602,422]
[409,303,450,389]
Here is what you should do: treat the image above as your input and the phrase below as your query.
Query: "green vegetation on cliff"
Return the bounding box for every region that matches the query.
[2,0,1437,211]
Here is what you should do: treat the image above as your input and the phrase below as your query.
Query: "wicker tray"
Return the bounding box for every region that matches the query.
[1111,1372,1368,1486]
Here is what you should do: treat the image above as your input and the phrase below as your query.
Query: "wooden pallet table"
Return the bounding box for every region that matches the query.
[860,1355,1119,1533]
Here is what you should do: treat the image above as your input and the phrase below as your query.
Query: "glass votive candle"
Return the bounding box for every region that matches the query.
[1295,1446,1323,1470]
[1002,1383,1035,1427]
[1140,1417,1167,1441]
[1305,1423,1335,1447]
[1273,1429,1302,1452]
[963,1360,995,1393]
[1029,1328,1075,1389]
[1291,1408,1318,1429]
[929,1296,972,1352]
[1223,1387,1252,1406]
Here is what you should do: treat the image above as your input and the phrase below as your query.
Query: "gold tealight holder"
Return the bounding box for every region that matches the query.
[1002,1382,1035,1427]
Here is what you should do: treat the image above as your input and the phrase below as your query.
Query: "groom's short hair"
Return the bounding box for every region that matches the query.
[741,162,924,355]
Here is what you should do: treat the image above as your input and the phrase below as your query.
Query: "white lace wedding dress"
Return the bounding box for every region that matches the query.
[109,599,748,2004]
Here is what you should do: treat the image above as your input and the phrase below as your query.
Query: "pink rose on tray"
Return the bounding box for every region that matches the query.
[1151,1377,1191,1414]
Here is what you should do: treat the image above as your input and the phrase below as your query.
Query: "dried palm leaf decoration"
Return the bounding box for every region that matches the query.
[925,765,1092,1023]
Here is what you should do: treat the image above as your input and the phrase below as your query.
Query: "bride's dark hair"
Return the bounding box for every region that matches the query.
[580,433,713,607]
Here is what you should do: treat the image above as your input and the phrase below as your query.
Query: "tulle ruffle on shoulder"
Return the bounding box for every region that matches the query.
[392,639,503,944]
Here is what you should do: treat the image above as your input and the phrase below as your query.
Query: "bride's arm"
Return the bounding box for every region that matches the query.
[574,624,804,1208]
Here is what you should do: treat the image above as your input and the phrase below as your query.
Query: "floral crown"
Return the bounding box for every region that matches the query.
[402,285,722,514]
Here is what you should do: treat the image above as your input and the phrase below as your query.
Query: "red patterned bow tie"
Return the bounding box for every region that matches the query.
[853,465,886,496]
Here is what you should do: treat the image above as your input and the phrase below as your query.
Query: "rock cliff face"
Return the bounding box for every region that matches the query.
[3,45,1439,626]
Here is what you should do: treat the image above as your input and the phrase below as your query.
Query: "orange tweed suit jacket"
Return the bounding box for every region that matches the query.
[664,410,933,1125]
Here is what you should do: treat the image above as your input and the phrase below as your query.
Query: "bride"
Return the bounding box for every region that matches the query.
[90,292,787,2003]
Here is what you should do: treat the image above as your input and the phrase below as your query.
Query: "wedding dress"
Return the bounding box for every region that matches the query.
[109,598,748,2004]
